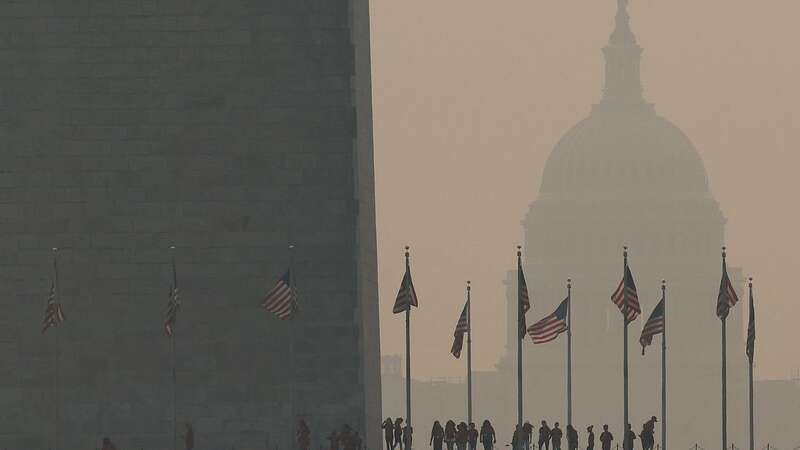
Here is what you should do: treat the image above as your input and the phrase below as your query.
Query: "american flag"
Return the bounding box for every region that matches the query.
[639,297,665,355]
[392,266,418,314]
[611,265,641,323]
[716,257,739,320]
[746,280,755,361]
[164,285,180,337]
[450,300,470,358]
[518,261,531,339]
[527,297,569,344]
[42,281,65,334]
[262,270,298,320]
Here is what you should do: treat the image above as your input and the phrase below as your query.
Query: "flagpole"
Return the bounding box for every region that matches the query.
[466,280,473,424]
[52,247,60,450]
[405,246,412,429]
[516,246,523,433]
[289,243,297,450]
[748,278,754,450]
[623,247,630,446]
[566,279,572,427]
[170,246,177,450]
[661,280,666,450]
[721,248,728,450]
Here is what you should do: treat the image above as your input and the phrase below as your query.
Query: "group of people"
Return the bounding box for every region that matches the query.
[302,420,366,450]
[382,417,415,450]
[405,416,659,450]
[428,419,496,450]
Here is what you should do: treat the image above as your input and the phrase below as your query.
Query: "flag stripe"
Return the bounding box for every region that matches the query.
[746,285,755,360]
[42,282,65,334]
[518,261,530,339]
[527,298,569,345]
[393,268,419,314]
[639,297,665,354]
[716,262,739,319]
[262,270,298,320]
[451,300,470,358]
[611,265,641,322]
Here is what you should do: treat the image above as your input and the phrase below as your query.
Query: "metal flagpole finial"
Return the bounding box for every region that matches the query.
[662,279,666,289]
[467,280,471,292]
[748,277,753,287]
[517,245,522,259]
[568,278,572,289]
[722,246,727,260]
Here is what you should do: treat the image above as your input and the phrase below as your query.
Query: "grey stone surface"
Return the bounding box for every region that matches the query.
[0,0,380,448]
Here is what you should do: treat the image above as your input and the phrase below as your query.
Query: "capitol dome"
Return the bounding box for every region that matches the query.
[540,111,709,195]
[540,0,709,196]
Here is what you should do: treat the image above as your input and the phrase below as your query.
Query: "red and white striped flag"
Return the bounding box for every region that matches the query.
[42,281,65,334]
[716,254,739,320]
[612,265,641,323]
[450,300,470,358]
[262,270,298,320]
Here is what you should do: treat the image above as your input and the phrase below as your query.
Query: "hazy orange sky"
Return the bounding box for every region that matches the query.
[370,0,800,381]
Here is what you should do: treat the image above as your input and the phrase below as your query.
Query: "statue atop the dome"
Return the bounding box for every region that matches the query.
[610,0,636,45]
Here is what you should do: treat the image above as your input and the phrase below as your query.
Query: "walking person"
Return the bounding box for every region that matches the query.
[538,421,551,450]
[586,426,594,450]
[445,420,457,450]
[328,430,340,450]
[468,423,479,450]
[383,418,395,450]
[297,419,311,450]
[354,431,363,450]
[640,417,656,450]
[404,423,414,450]
[431,421,445,450]
[512,425,522,450]
[479,420,496,450]
[101,437,117,450]
[566,425,578,450]
[622,425,636,450]
[523,421,534,450]
[550,423,563,450]
[456,422,469,450]
[599,426,613,450]
[340,424,355,450]
[395,418,405,450]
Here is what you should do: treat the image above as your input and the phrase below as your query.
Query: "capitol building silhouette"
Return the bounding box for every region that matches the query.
[383,1,799,448]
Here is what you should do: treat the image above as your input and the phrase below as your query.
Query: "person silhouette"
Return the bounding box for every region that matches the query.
[538,421,551,450]
[431,420,445,450]
[101,437,117,450]
[403,424,414,450]
[566,425,578,450]
[354,431,363,450]
[599,425,613,450]
[297,419,311,450]
[640,417,656,450]
[523,421,533,450]
[586,426,594,450]
[395,418,405,450]
[456,422,469,450]
[622,424,636,450]
[340,424,355,450]
[479,420,496,450]
[383,418,395,450]
[468,422,479,450]
[511,425,522,450]
[550,423,563,450]
[328,430,340,450]
[445,420,457,450]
